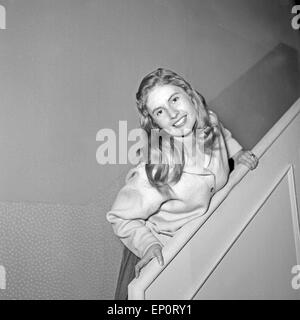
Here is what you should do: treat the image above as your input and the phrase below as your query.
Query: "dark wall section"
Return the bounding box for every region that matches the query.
[211,44,300,150]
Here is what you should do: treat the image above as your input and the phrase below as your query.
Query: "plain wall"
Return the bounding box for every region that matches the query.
[0,0,299,299]
[0,0,299,204]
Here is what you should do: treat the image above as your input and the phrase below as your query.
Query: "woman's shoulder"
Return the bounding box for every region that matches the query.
[125,161,147,185]
[123,162,166,202]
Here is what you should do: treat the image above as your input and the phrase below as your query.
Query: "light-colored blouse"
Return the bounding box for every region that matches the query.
[106,111,243,258]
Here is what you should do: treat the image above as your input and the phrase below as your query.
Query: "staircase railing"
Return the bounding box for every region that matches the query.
[128,97,300,300]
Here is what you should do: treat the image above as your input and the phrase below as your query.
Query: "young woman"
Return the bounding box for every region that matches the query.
[107,68,258,299]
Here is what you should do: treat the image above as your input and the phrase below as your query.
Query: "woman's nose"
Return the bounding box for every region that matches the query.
[168,106,179,119]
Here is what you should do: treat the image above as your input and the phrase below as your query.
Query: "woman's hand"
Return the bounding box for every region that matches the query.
[232,150,259,170]
[135,244,164,278]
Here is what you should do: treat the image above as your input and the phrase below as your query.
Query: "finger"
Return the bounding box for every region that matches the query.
[135,261,144,278]
[154,248,164,266]
[246,152,259,168]
[250,157,258,169]
[238,157,254,169]
[135,257,150,278]
[135,263,141,279]
[242,153,258,168]
[245,154,259,169]
[248,160,257,170]
[237,155,250,166]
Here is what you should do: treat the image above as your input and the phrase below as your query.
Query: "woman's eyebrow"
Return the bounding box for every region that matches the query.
[168,92,179,102]
[152,106,163,114]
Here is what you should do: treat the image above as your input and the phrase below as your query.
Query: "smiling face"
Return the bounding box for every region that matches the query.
[146,84,208,137]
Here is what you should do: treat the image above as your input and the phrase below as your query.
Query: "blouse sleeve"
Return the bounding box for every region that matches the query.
[106,164,167,258]
[220,123,243,158]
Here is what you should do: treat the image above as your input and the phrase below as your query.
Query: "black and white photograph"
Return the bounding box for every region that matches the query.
[0,0,300,303]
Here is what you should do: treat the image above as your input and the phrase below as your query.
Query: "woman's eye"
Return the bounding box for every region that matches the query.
[156,109,163,117]
[172,96,179,103]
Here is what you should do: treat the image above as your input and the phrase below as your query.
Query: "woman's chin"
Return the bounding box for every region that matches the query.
[171,127,193,137]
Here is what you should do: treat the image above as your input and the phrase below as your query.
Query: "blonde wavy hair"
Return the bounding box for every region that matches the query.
[136,68,218,196]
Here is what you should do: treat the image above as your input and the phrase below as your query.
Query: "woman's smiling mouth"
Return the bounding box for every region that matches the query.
[173,115,187,128]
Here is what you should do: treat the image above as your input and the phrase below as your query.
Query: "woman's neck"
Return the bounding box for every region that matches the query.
[174,133,207,169]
